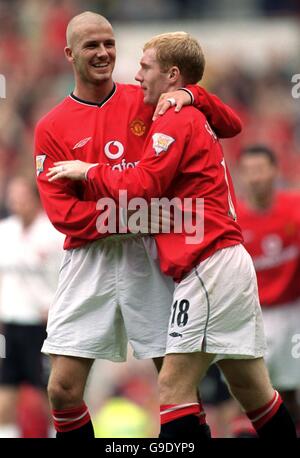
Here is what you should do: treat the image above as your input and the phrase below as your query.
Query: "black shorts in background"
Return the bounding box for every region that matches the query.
[199,364,232,405]
[0,323,48,389]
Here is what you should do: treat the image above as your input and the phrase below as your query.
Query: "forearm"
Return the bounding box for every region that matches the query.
[86,163,162,203]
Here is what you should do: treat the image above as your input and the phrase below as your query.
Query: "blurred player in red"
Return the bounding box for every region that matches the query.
[237,145,300,434]
[34,12,241,438]
[48,32,296,439]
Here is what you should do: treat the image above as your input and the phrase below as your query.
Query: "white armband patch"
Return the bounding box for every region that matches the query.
[152,133,175,156]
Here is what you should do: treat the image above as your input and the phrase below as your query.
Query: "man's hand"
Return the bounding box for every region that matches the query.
[47,160,97,181]
[152,88,193,121]
[126,202,175,234]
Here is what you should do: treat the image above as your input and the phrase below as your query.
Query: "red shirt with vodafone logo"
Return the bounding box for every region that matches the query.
[86,106,243,281]
[34,83,242,251]
[237,192,300,307]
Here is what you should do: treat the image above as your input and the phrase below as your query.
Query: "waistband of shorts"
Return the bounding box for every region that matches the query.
[102,233,140,243]
[177,242,242,283]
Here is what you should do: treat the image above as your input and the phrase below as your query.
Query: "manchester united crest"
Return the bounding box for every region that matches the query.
[130,119,146,136]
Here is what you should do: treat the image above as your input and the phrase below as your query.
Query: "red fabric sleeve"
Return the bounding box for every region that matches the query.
[34,121,115,244]
[186,84,242,138]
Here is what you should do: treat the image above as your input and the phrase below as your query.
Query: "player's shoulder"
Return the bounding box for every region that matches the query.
[35,211,57,230]
[276,190,300,206]
[115,83,145,107]
[0,215,19,233]
[33,213,64,243]
[172,104,206,123]
[35,96,70,134]
[116,82,142,96]
[154,105,206,132]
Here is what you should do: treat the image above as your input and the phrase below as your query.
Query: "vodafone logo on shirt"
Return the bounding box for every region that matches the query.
[104,140,139,170]
[104,141,124,160]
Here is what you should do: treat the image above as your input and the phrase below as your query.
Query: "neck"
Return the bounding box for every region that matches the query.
[153,83,183,106]
[73,79,114,103]
[167,82,183,94]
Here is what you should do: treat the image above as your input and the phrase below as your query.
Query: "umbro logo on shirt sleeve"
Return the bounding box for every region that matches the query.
[152,133,175,155]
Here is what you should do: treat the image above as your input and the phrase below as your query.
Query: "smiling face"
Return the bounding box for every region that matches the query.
[65,16,116,90]
[135,48,172,105]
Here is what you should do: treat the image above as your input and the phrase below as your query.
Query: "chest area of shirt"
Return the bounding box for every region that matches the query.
[62,104,151,167]
[241,211,299,258]
[0,226,47,264]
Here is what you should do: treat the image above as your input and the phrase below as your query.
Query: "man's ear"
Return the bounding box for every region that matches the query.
[168,66,180,82]
[64,46,74,62]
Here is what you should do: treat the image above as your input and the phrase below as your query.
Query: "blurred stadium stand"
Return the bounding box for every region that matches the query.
[1,0,300,219]
[0,0,300,437]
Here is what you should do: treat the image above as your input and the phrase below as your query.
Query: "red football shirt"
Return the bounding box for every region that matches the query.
[237,192,300,307]
[87,106,243,281]
[34,83,242,250]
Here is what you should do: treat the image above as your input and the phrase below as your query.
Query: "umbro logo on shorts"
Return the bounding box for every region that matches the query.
[169,332,183,338]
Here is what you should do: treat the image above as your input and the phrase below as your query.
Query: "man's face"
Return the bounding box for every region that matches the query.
[66,23,116,86]
[7,179,39,221]
[135,48,171,105]
[239,154,277,200]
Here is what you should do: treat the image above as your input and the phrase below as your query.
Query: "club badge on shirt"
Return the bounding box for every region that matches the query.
[152,133,175,155]
[36,154,47,176]
[130,119,146,136]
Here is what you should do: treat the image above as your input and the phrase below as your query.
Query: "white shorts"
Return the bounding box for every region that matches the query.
[42,236,174,362]
[166,244,267,361]
[262,300,300,390]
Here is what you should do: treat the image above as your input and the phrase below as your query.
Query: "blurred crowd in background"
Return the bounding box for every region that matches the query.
[1,0,300,219]
[1,0,300,438]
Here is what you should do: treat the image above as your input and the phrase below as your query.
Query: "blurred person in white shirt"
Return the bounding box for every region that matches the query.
[0,176,63,437]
